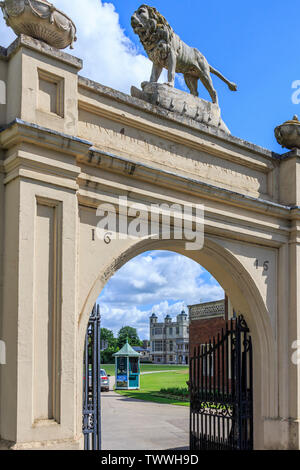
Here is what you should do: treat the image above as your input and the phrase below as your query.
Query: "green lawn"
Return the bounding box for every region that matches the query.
[102,363,189,377]
[115,369,190,407]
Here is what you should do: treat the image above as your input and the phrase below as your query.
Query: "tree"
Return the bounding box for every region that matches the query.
[101,346,119,364]
[100,328,118,364]
[117,326,143,348]
[100,328,116,349]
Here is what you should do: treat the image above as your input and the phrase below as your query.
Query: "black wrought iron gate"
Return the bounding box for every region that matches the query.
[83,304,101,450]
[190,315,253,450]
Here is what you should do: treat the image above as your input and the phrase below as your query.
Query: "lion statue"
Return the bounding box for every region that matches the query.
[131,4,237,105]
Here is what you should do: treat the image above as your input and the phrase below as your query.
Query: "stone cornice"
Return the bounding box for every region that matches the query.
[280,148,300,160]
[287,219,300,244]
[3,149,81,189]
[0,119,92,157]
[80,148,291,219]
[78,99,275,173]
[0,35,82,70]
[1,121,300,229]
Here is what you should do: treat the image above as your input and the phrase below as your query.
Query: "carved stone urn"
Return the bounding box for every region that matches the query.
[275,115,300,150]
[0,0,77,49]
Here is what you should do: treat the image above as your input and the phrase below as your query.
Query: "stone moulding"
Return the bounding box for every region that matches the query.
[0,0,77,49]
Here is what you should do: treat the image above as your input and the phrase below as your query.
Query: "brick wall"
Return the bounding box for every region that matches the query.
[189,317,237,395]
[189,316,228,358]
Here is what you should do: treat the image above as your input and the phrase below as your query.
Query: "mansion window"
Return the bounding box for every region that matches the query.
[154,328,162,335]
[153,341,163,351]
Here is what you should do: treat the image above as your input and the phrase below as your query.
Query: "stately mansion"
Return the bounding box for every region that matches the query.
[149,299,231,365]
[149,311,189,365]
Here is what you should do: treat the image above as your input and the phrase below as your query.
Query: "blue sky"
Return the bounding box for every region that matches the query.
[99,251,223,340]
[1,1,297,338]
[113,0,300,153]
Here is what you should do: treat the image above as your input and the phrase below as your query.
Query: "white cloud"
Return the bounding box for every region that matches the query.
[57,0,155,92]
[99,251,224,339]
[0,12,16,47]
[0,0,176,94]
[0,0,163,93]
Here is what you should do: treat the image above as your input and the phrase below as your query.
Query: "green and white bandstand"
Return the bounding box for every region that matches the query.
[113,340,141,390]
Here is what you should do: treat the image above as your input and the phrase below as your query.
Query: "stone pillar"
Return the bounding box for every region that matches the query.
[287,216,300,449]
[279,150,300,206]
[0,129,91,451]
[279,151,300,448]
[0,36,90,449]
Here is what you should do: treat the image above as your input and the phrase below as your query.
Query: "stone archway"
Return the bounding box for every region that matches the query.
[77,237,276,451]
[0,36,297,451]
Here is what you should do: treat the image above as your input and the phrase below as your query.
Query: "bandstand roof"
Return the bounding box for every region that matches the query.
[113,340,141,357]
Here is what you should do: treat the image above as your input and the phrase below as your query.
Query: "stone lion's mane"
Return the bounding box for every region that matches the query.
[140,4,171,31]
[136,5,174,61]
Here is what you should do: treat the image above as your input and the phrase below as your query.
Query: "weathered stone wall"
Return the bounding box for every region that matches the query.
[77,77,280,202]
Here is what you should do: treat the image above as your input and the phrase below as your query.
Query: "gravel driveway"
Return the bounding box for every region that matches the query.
[101,375,189,450]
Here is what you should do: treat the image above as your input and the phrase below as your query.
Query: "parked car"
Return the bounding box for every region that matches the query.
[84,368,110,392]
[100,369,110,392]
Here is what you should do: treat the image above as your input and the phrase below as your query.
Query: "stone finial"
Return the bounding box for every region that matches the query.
[275,115,300,150]
[0,0,77,50]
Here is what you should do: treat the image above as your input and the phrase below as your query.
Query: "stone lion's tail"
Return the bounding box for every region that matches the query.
[210,66,238,92]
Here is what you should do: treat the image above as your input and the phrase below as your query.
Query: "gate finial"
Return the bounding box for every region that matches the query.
[0,0,77,49]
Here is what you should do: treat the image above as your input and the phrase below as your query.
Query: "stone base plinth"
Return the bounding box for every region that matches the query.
[131,82,230,134]
[0,436,83,450]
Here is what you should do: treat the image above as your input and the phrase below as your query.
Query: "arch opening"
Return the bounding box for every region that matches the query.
[78,238,276,450]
